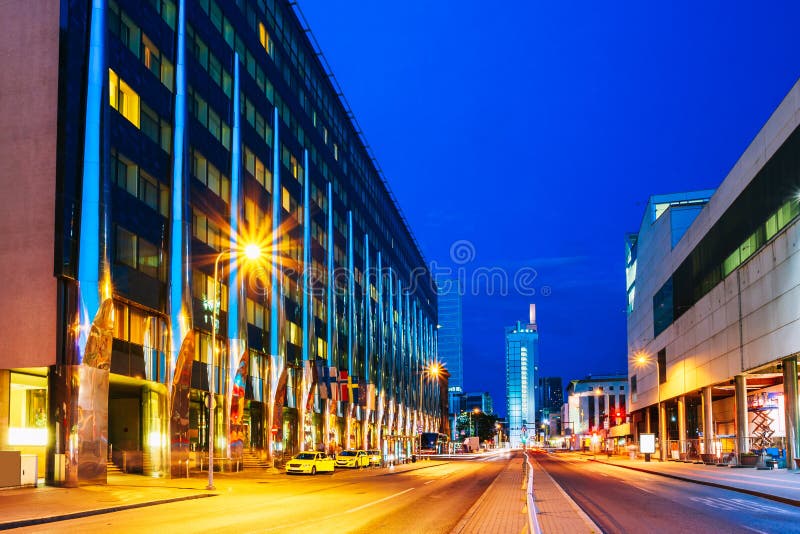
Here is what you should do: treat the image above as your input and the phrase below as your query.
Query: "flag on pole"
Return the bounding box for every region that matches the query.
[337,369,350,402]
[347,374,360,404]
[317,361,334,400]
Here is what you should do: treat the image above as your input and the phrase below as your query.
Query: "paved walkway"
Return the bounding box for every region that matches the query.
[451,456,528,534]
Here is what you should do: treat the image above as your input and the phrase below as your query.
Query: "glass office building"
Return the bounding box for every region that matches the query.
[436,278,463,437]
[505,305,539,447]
[0,0,438,485]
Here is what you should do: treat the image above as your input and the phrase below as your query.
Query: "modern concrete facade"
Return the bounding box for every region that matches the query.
[627,79,800,468]
[0,0,439,485]
[505,305,539,447]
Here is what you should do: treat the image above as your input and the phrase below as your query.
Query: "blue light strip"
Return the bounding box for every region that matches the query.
[376,252,383,392]
[302,149,310,362]
[347,211,354,376]
[77,0,106,356]
[227,54,241,345]
[270,107,280,357]
[405,290,411,405]
[326,182,334,366]
[364,234,370,382]
[168,0,189,372]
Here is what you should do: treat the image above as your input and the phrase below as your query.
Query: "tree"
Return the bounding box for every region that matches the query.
[455,411,499,443]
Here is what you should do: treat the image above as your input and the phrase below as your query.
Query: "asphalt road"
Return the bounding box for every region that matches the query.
[534,453,800,534]
[16,454,512,533]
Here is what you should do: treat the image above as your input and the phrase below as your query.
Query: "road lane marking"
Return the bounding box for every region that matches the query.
[689,496,790,514]
[743,526,768,534]
[424,480,435,485]
[345,487,416,514]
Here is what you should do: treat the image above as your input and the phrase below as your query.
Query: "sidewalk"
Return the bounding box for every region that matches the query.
[528,455,601,533]
[0,460,445,531]
[587,453,800,506]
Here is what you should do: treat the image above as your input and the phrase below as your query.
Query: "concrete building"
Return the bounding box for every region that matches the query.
[505,305,539,446]
[0,0,438,486]
[627,79,800,468]
[437,278,463,438]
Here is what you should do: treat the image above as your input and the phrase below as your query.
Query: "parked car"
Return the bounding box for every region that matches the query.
[285,451,335,475]
[335,449,370,468]
[367,450,382,467]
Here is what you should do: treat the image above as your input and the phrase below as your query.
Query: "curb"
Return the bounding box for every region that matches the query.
[590,459,800,508]
[449,458,509,533]
[530,455,602,533]
[0,493,216,531]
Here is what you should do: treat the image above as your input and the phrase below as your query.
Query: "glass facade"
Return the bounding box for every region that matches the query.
[3,0,439,483]
[505,319,539,446]
[436,278,463,433]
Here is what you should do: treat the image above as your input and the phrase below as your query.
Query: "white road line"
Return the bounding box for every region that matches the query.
[345,487,416,514]
[743,526,769,534]
[424,480,435,485]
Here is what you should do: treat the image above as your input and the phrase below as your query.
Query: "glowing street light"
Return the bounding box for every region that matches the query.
[206,242,264,490]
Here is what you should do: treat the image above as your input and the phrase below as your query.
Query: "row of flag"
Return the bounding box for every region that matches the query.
[303,359,376,409]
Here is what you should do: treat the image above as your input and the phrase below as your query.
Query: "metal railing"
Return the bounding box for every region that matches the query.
[664,437,790,467]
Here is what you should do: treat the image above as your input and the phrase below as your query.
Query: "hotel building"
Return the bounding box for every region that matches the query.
[0,0,439,485]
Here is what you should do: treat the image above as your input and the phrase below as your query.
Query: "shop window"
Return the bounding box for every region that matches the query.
[8,373,48,446]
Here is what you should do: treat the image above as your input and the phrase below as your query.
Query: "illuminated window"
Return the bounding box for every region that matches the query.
[259,22,273,56]
[8,373,48,446]
[282,186,291,212]
[109,68,140,128]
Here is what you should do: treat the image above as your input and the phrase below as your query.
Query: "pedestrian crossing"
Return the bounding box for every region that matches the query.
[689,496,791,514]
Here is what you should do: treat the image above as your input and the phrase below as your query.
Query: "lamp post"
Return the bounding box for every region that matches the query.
[636,352,664,462]
[416,362,443,456]
[471,407,480,437]
[207,243,262,491]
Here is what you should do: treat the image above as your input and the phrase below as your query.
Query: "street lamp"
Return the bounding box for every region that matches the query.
[635,352,663,461]
[206,243,263,491]
[471,407,480,437]
[417,362,444,456]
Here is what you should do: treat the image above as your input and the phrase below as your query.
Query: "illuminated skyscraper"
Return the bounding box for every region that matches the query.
[505,305,539,447]
[437,278,463,437]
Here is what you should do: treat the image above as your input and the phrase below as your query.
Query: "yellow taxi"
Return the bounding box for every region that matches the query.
[335,449,370,468]
[367,449,382,467]
[285,451,335,475]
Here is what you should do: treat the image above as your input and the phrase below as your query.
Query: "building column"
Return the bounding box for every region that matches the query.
[658,401,667,461]
[783,356,799,471]
[702,386,714,455]
[677,395,687,453]
[734,374,748,457]
[594,394,600,430]
[645,406,652,433]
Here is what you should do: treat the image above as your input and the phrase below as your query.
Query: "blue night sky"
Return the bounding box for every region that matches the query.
[300,1,800,417]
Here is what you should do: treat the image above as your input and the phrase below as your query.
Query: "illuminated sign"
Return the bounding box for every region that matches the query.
[640,433,655,454]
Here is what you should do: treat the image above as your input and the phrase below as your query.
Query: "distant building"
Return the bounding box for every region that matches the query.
[537,376,563,424]
[505,305,539,447]
[564,375,628,450]
[463,392,493,415]
[437,278,464,440]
